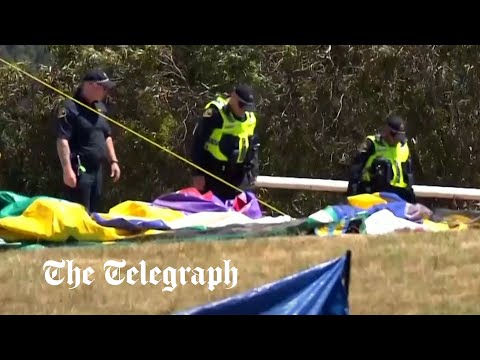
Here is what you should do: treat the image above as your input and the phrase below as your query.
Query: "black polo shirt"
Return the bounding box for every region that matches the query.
[56,90,112,169]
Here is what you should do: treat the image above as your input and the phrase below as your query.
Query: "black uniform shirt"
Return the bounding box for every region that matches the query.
[56,90,112,168]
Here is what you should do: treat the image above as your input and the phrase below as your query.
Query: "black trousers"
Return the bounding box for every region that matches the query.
[65,166,103,213]
[384,185,416,203]
[204,168,254,203]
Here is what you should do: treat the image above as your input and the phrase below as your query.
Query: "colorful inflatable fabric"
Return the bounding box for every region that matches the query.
[0,189,475,245]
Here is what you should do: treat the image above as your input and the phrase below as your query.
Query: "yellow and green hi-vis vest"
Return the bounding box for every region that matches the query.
[204,96,256,163]
[362,135,410,188]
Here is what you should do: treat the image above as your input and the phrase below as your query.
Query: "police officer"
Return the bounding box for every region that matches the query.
[347,115,416,203]
[55,69,121,213]
[190,84,260,202]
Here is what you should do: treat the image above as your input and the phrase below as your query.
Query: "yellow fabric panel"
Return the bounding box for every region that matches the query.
[422,219,468,232]
[0,198,128,242]
[101,200,184,222]
[0,198,179,242]
[314,222,345,236]
[347,193,388,209]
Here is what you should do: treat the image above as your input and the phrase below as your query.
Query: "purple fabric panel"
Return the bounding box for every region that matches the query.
[152,193,228,213]
[152,190,263,219]
[225,191,263,219]
[92,213,171,231]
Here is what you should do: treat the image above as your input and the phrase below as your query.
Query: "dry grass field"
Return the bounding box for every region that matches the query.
[1,229,479,314]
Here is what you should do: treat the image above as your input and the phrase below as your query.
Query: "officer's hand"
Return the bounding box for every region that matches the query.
[346,182,357,196]
[243,162,253,172]
[63,168,77,188]
[110,162,121,182]
[192,175,205,192]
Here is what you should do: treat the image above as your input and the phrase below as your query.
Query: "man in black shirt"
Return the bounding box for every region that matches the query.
[56,69,121,213]
[190,85,260,202]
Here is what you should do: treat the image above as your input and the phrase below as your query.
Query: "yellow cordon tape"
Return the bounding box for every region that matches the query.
[0,57,289,217]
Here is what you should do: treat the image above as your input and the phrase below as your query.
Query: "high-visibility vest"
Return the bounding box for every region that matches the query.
[204,96,256,163]
[362,135,410,188]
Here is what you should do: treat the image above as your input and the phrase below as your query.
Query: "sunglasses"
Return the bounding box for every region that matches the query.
[237,100,255,110]
[389,130,405,140]
[96,82,112,92]
[238,101,246,108]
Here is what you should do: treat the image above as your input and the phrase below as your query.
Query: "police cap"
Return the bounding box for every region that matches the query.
[234,84,256,112]
[386,115,406,142]
[82,69,116,90]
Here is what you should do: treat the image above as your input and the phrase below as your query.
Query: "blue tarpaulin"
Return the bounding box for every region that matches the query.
[177,251,351,315]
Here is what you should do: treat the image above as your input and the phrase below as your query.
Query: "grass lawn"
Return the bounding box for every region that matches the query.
[0,229,479,314]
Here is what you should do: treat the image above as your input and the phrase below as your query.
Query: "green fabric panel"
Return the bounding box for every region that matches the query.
[0,191,35,218]
[0,191,56,218]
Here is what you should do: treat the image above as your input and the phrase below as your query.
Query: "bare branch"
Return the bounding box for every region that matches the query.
[333,93,345,122]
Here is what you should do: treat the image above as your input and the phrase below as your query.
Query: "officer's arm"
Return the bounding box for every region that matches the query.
[347,138,375,195]
[405,155,414,186]
[103,121,119,164]
[55,106,74,173]
[190,107,221,175]
[402,152,416,202]
[245,133,260,179]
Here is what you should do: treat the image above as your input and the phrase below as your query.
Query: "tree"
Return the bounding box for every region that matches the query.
[0,45,479,216]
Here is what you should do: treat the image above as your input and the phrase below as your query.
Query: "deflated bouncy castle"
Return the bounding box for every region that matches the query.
[0,188,474,247]
[0,187,476,315]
